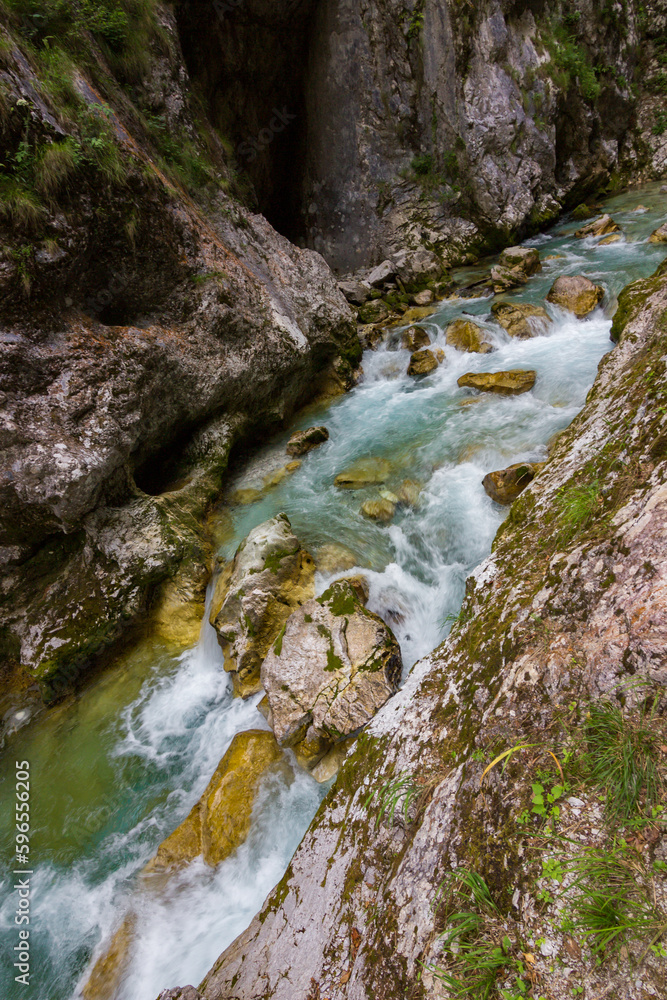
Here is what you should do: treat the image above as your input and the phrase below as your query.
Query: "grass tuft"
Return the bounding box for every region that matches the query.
[583,701,662,823]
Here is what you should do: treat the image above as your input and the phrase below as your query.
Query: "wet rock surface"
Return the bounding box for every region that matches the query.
[482,461,546,504]
[574,214,620,238]
[546,275,605,317]
[334,457,392,489]
[445,318,493,353]
[457,370,536,395]
[407,348,438,376]
[147,730,283,871]
[286,426,330,456]
[491,301,551,339]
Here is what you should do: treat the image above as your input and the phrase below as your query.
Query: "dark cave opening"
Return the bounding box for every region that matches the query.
[174,0,315,245]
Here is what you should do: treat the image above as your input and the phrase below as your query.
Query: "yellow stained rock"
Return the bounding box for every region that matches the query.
[457,370,536,395]
[334,456,392,488]
[82,914,136,1000]
[147,730,284,871]
[445,318,493,353]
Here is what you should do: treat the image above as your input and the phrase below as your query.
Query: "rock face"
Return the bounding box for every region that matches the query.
[209,515,315,697]
[0,5,359,706]
[498,246,542,275]
[180,0,644,271]
[457,370,536,395]
[407,348,438,376]
[189,262,667,1000]
[147,731,283,870]
[491,301,551,339]
[445,318,493,353]
[482,461,545,504]
[400,326,431,351]
[334,457,392,489]
[574,214,620,238]
[261,581,402,750]
[286,426,330,456]
[546,275,605,317]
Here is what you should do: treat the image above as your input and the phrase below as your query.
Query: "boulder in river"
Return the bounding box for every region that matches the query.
[401,325,431,351]
[457,370,536,395]
[261,581,402,752]
[316,543,360,573]
[445,318,493,353]
[407,348,438,376]
[209,514,315,697]
[598,233,622,245]
[482,461,546,504]
[147,730,284,871]
[491,301,551,339]
[334,456,392,488]
[286,426,329,457]
[490,264,529,294]
[648,222,667,244]
[396,479,421,507]
[498,246,542,275]
[574,214,620,238]
[361,498,396,522]
[546,275,604,317]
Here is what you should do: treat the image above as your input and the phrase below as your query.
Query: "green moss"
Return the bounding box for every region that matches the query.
[263,546,298,574]
[326,645,344,673]
[317,581,358,617]
[273,622,286,656]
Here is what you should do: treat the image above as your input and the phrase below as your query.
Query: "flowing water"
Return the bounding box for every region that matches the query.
[1,185,666,1000]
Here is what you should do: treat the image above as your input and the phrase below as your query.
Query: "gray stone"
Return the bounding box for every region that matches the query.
[368,260,396,287]
[260,580,402,748]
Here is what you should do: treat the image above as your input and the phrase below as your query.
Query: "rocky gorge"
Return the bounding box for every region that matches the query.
[1,2,667,1000]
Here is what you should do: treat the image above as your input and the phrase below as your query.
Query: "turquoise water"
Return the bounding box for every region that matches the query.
[0,185,666,1000]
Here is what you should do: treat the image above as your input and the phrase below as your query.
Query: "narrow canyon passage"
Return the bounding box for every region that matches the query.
[2,185,666,1000]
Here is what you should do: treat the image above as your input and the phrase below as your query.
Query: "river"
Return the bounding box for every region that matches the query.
[1,184,666,1000]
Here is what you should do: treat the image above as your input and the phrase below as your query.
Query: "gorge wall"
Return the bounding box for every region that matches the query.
[1,0,666,712]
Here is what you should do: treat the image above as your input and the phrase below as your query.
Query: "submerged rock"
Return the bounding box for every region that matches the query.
[457,370,536,395]
[147,730,283,870]
[286,426,329,457]
[396,479,422,507]
[361,498,396,522]
[407,348,438,376]
[498,246,542,275]
[445,318,493,353]
[401,325,431,351]
[82,915,136,1000]
[261,581,402,750]
[574,214,620,238]
[334,457,392,488]
[599,233,622,246]
[491,301,551,339]
[315,543,360,574]
[546,275,604,317]
[648,222,667,244]
[209,514,315,697]
[482,461,545,503]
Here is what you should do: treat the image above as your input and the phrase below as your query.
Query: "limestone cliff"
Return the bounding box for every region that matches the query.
[183,263,667,999]
[0,1,358,705]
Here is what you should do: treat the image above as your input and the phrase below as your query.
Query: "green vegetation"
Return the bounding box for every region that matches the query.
[364,772,419,829]
[582,700,662,823]
[541,18,601,101]
[555,478,602,539]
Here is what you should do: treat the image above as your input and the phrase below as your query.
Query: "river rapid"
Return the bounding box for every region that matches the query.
[1,185,666,1000]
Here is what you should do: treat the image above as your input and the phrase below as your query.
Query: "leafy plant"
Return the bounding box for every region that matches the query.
[364,772,419,829]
